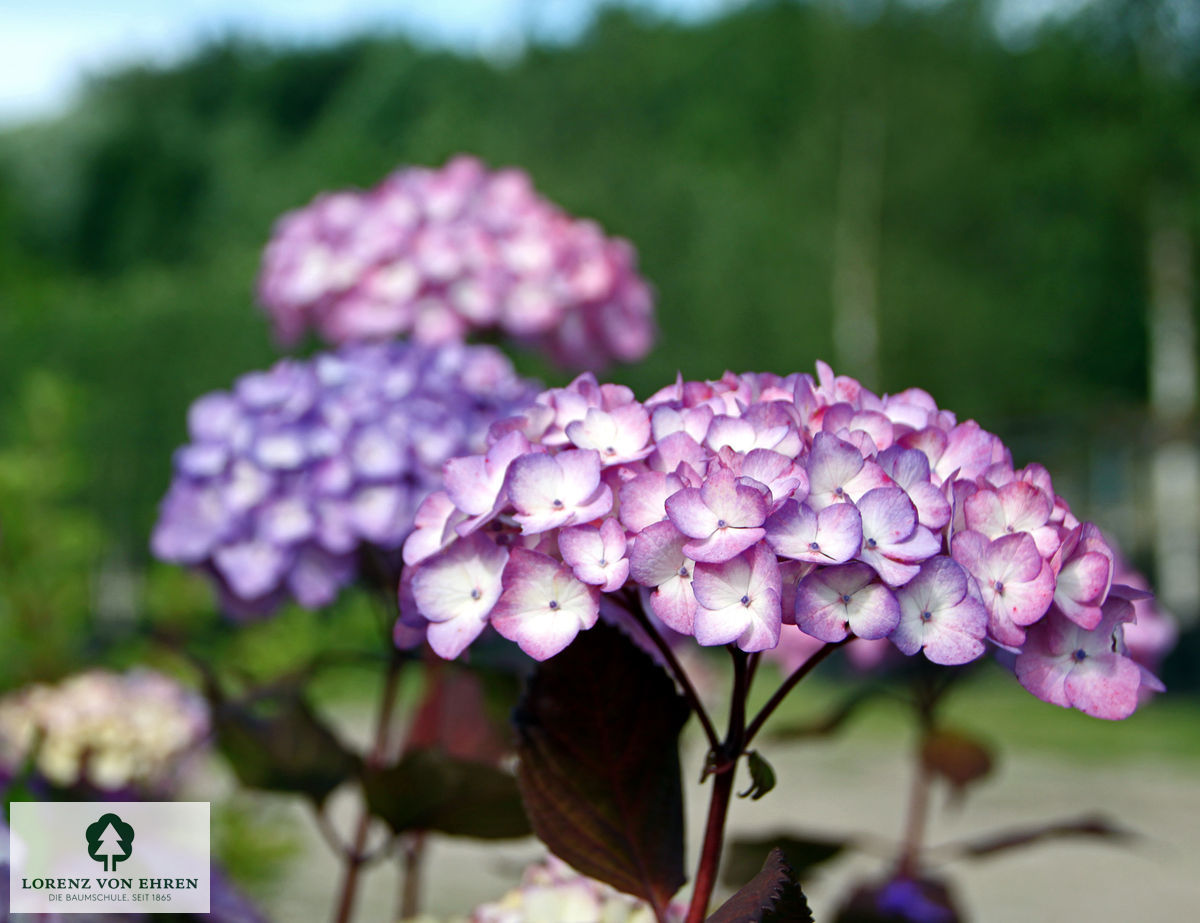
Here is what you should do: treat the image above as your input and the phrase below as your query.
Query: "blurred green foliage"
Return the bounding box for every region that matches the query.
[0,0,1196,679]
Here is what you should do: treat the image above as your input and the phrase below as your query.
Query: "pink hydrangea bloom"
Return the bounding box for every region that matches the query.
[258,156,656,370]
[402,363,1164,718]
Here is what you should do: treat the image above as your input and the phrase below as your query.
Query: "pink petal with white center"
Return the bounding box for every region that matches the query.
[857,487,918,547]
[559,518,630,592]
[700,466,769,526]
[618,470,683,533]
[651,404,714,444]
[630,520,690,586]
[765,499,862,564]
[444,431,530,517]
[565,404,652,465]
[692,544,782,651]
[877,446,951,530]
[490,548,600,660]
[795,562,901,642]
[403,491,465,565]
[954,530,1055,644]
[629,521,698,632]
[806,433,866,510]
[891,557,987,664]
[1054,550,1112,630]
[683,525,768,564]
[705,415,758,454]
[934,422,1009,483]
[648,431,708,474]
[738,449,809,504]
[415,535,510,659]
[509,449,609,533]
[1062,652,1142,720]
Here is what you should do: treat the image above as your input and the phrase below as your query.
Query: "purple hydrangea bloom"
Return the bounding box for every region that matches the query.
[405,362,1164,720]
[257,155,656,370]
[152,342,538,617]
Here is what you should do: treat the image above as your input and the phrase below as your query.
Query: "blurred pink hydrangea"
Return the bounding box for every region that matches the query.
[403,362,1165,720]
[257,155,656,370]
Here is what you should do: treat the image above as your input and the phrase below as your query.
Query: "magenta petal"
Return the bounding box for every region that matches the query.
[684,525,766,564]
[1014,647,1073,708]
[630,520,690,585]
[1063,652,1142,720]
[665,486,720,539]
[647,576,699,635]
[618,470,681,532]
[858,487,918,546]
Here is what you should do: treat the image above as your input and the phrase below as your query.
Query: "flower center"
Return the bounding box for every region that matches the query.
[548,600,559,610]
[993,580,1005,594]
[740,594,751,606]
[840,593,852,604]
[866,537,877,548]
[809,541,820,551]
[921,610,933,622]
[678,566,689,578]
[717,519,727,529]
[552,499,564,509]
[470,588,481,600]
[1072,648,1087,662]
[834,486,845,497]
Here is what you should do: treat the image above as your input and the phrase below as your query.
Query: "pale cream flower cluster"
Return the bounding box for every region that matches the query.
[0,669,209,792]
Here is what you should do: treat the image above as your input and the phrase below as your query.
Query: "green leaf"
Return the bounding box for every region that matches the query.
[739,750,777,800]
[707,848,814,923]
[212,689,361,804]
[514,622,689,916]
[363,748,530,840]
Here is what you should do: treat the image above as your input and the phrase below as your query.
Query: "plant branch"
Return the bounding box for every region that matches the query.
[331,653,405,923]
[684,648,750,923]
[743,638,849,746]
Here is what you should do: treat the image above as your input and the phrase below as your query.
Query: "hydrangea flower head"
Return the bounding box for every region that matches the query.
[257,156,656,370]
[404,363,1163,719]
[468,856,685,923]
[0,670,209,794]
[153,342,537,616]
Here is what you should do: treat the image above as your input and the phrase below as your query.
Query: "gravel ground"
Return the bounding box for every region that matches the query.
[258,730,1200,923]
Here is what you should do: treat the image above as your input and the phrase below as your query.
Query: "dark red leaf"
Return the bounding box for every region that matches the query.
[404,661,513,765]
[708,847,814,923]
[514,622,689,917]
[723,833,849,887]
[921,727,993,799]
[363,748,530,839]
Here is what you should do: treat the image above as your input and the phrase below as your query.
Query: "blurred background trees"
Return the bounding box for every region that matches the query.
[0,0,1196,683]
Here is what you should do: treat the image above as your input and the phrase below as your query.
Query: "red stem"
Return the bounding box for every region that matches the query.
[684,649,749,923]
[331,654,404,923]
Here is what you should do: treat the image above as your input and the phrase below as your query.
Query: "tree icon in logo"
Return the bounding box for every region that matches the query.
[86,813,134,872]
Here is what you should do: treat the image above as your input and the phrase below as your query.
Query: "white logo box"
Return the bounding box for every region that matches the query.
[10,802,209,914]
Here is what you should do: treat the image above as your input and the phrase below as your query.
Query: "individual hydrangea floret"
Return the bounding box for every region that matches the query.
[468,856,685,923]
[257,156,656,370]
[153,342,537,616]
[0,670,209,794]
[403,362,1164,719]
